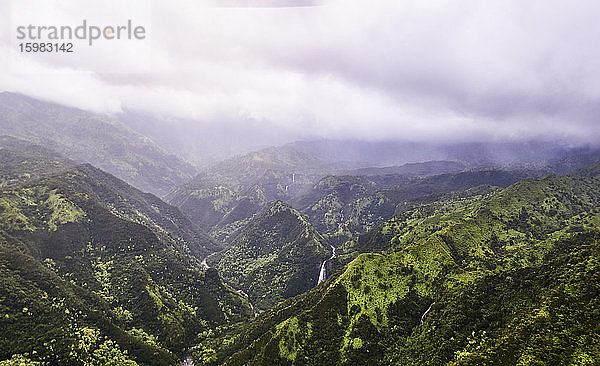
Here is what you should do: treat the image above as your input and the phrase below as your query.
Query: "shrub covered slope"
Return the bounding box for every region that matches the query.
[216,201,330,311]
[195,163,600,365]
[0,163,252,365]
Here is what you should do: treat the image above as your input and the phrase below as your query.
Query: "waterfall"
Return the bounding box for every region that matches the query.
[180,355,194,366]
[318,245,336,285]
[420,302,435,324]
[318,260,327,284]
[201,251,219,269]
[236,289,258,317]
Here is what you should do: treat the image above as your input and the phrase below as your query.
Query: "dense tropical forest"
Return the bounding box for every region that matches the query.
[0,93,599,365]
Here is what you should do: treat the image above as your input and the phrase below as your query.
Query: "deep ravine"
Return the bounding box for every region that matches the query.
[202,251,259,317]
[236,289,259,318]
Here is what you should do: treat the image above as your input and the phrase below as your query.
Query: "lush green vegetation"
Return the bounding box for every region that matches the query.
[0,136,74,189]
[216,201,330,311]
[0,162,252,364]
[2,108,600,365]
[293,170,537,258]
[192,163,600,365]
[166,145,336,242]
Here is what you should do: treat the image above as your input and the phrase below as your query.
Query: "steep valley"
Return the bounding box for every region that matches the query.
[0,150,252,365]
[1,100,599,365]
[216,201,330,312]
[189,163,600,365]
[3,3,600,363]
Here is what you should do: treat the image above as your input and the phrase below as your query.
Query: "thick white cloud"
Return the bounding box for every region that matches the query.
[1,0,599,144]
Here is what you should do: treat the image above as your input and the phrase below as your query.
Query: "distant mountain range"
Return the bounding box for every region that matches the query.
[167,140,599,250]
[0,92,196,197]
[282,139,584,167]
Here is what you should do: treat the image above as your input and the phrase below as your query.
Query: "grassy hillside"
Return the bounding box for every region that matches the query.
[0,92,196,196]
[192,163,600,365]
[0,165,252,365]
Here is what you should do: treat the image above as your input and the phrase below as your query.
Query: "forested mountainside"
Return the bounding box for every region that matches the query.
[166,145,494,243]
[0,92,196,196]
[193,168,532,333]
[216,201,330,311]
[190,162,600,365]
[1,94,599,365]
[166,146,341,241]
[0,136,75,188]
[42,164,220,259]
[0,161,252,365]
[168,143,599,248]
[291,170,539,257]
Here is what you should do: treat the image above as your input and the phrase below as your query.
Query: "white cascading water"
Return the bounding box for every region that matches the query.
[420,302,435,324]
[318,245,336,285]
[318,261,327,284]
[201,251,221,269]
[180,355,194,366]
[237,289,259,317]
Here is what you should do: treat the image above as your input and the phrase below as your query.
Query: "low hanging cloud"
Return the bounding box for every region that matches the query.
[1,0,599,145]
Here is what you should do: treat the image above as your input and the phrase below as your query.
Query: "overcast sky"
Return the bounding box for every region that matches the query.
[1,0,599,145]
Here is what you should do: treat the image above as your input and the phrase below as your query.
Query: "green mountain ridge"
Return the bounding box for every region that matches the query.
[45,163,221,259]
[169,144,597,249]
[216,201,331,312]
[2,93,599,365]
[191,162,600,365]
[292,169,539,258]
[0,161,252,365]
[0,135,75,188]
[166,145,350,245]
[167,145,495,245]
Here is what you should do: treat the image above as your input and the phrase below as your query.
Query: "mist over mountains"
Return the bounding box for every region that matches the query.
[118,108,598,168]
[3,1,600,146]
[0,90,599,364]
[0,92,196,197]
[1,1,600,363]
